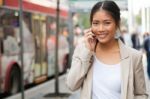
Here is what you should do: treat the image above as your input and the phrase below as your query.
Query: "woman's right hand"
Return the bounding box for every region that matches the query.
[84,28,97,52]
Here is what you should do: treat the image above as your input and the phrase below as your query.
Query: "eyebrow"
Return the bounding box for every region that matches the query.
[92,19,113,22]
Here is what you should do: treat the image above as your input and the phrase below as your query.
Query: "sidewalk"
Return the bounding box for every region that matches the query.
[6,54,150,99]
[5,75,80,99]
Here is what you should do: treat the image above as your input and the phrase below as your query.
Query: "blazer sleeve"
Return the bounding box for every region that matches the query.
[66,42,93,91]
[134,53,149,99]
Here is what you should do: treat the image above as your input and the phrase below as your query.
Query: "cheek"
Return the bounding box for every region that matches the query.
[91,25,95,29]
[91,26,97,33]
[108,26,117,33]
[109,29,117,38]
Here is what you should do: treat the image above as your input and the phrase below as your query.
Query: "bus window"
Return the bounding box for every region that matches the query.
[3,26,20,56]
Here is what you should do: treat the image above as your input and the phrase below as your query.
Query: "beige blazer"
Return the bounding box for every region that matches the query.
[66,39,149,99]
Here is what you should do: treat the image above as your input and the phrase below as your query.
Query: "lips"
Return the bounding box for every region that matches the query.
[96,33,108,39]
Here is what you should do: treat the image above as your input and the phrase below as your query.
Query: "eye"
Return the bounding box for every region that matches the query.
[93,23,98,25]
[104,21,111,25]
[92,22,99,25]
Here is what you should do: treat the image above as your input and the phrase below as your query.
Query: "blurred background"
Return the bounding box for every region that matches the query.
[0,0,150,99]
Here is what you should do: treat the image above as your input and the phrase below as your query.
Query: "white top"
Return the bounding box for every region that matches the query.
[92,56,121,99]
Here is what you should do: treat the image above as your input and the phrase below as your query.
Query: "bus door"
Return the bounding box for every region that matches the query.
[31,14,47,83]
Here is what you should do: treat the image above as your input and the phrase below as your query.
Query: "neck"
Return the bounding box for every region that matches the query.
[97,39,119,52]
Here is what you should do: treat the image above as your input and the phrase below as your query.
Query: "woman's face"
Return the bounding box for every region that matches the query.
[91,10,117,44]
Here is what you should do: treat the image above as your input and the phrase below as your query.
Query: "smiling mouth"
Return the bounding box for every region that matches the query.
[96,33,108,39]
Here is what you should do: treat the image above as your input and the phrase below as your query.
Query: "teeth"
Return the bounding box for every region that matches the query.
[97,34,107,38]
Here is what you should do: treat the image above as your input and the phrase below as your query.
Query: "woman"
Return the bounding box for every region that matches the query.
[66,1,148,99]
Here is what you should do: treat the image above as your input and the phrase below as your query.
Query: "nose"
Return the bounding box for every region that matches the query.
[97,24,104,32]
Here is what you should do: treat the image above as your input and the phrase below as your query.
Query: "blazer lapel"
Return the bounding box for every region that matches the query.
[118,40,130,99]
[88,64,93,99]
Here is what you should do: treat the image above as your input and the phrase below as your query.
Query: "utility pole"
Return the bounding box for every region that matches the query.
[68,1,74,69]
[18,0,24,99]
[44,0,70,97]
[55,0,60,95]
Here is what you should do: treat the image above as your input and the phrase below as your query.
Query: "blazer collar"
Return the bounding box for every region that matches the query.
[118,39,129,60]
[118,39,130,99]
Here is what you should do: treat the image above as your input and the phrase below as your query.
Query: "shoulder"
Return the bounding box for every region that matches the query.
[126,46,142,55]
[119,39,141,58]
[124,46,143,72]
[74,41,86,53]
[74,40,91,52]
[125,45,142,60]
[73,41,93,58]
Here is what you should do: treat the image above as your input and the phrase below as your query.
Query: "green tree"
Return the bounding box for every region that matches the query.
[79,12,90,29]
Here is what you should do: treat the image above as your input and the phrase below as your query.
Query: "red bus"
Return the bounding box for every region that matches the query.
[0,0,69,95]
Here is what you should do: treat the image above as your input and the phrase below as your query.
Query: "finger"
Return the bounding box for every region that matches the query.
[84,28,91,35]
[87,35,94,41]
[85,32,95,37]
[84,29,90,33]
